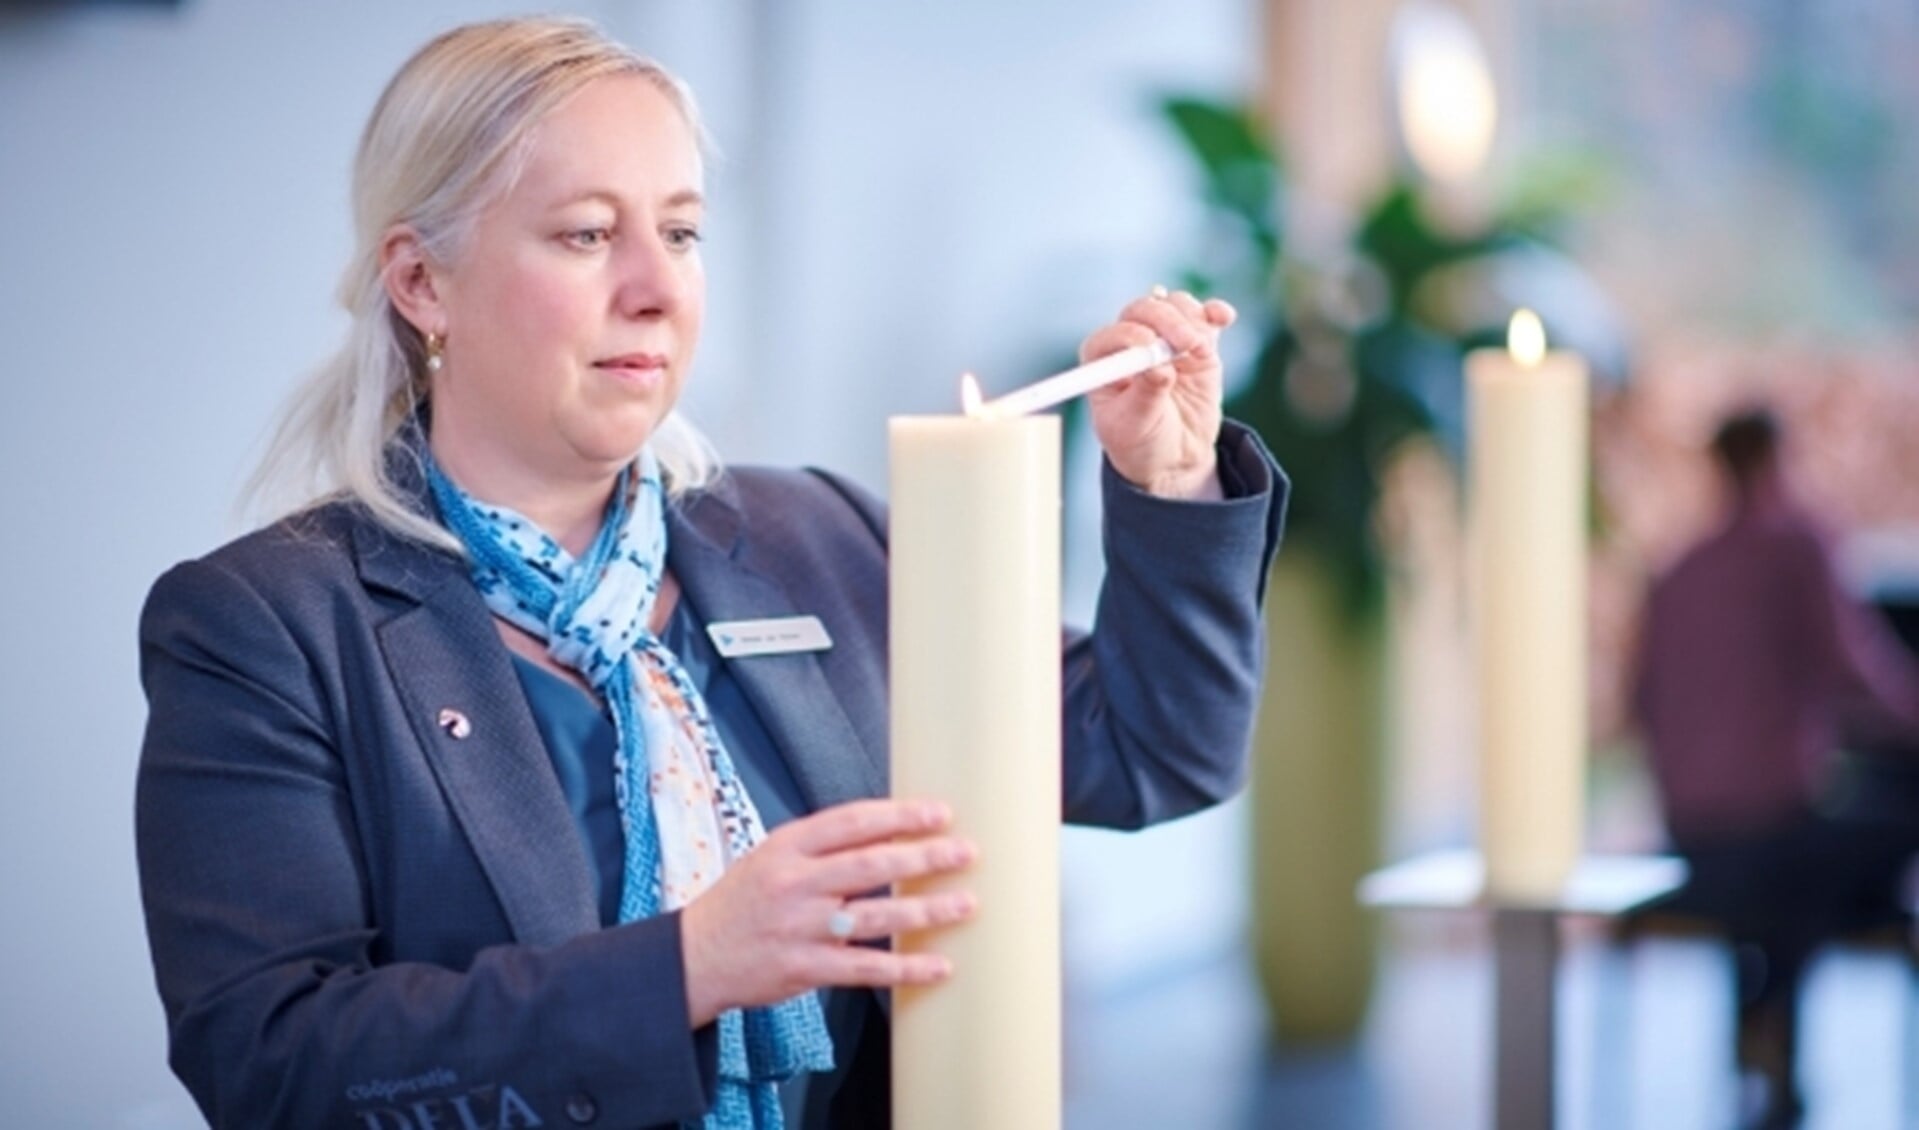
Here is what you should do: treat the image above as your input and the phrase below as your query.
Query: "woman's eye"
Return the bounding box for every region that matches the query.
[664,225,703,251]
[563,227,612,250]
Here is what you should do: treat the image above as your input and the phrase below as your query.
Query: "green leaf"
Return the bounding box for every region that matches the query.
[1159,95,1283,276]
[1357,180,1516,312]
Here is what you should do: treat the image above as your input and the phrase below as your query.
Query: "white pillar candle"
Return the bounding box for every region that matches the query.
[889,413,1061,1130]
[1467,310,1588,902]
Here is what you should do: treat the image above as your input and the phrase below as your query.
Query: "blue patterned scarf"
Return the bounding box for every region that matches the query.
[426,450,833,1129]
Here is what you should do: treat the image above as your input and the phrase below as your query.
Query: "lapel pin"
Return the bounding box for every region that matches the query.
[437,708,472,739]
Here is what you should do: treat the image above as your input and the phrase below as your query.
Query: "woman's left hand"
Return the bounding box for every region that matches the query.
[1079,287,1237,499]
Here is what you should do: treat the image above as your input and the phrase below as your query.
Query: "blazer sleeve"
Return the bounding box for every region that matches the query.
[1061,420,1287,827]
[136,556,718,1130]
[818,418,1287,831]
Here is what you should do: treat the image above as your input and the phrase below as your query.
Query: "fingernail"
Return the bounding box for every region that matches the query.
[1150,284,1169,299]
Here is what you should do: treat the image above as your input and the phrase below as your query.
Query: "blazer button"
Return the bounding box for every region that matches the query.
[564,1092,599,1124]
[436,708,472,739]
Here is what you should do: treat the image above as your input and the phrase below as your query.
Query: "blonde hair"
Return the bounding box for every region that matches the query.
[244,16,721,552]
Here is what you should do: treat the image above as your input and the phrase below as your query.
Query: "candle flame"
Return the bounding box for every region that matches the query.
[959,372,987,418]
[1507,308,1546,367]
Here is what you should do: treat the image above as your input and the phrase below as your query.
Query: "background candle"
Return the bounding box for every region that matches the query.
[889,414,1061,1130]
[1467,310,1588,902]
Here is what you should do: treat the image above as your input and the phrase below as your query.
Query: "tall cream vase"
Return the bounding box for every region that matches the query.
[1249,549,1386,1042]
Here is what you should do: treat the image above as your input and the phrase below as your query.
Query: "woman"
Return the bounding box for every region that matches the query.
[136,16,1286,1130]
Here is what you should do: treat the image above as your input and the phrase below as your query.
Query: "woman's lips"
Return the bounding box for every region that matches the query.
[595,352,668,371]
[593,353,669,388]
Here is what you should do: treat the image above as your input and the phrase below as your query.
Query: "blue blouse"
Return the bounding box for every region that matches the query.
[507,601,873,1128]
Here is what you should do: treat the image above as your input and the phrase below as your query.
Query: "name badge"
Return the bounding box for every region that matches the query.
[706,615,834,659]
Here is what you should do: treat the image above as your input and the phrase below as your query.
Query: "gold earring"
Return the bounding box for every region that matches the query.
[425,331,445,375]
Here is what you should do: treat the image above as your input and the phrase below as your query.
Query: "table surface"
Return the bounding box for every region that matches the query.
[1358,848,1688,916]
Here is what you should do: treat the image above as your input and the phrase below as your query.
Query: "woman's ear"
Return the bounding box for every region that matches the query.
[379,226,447,336]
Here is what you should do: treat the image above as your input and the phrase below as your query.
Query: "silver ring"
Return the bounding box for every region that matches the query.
[826,905,857,942]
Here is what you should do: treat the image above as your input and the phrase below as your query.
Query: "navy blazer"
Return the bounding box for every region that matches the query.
[136,423,1285,1130]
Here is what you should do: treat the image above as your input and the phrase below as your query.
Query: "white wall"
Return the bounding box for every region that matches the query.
[0,1,1252,1124]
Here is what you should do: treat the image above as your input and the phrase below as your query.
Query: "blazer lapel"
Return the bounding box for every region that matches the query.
[339,451,883,949]
[668,485,886,814]
[351,517,601,947]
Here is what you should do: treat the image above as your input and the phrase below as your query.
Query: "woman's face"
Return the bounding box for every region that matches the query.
[428,74,706,484]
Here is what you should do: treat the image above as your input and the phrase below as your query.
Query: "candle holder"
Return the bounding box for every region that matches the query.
[1359,848,1687,1130]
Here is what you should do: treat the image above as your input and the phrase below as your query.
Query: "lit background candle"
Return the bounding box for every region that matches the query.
[1467,309,1588,901]
[889,410,1062,1130]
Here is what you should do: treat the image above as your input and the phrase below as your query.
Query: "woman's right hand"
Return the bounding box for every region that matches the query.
[679,798,978,1027]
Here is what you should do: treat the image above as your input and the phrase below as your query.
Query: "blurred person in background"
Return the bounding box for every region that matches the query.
[1634,405,1919,1128]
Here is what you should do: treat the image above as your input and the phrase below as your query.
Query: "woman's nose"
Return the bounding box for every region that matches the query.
[612,232,684,318]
